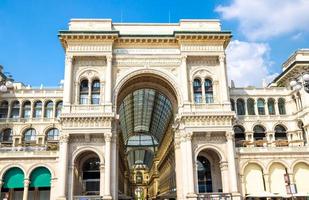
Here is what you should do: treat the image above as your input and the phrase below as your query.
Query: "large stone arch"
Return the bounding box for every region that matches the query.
[241,160,266,175]
[194,144,226,162]
[113,68,182,110]
[72,146,104,165]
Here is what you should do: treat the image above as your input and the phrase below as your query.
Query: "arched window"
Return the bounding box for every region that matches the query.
[197,156,213,193]
[82,157,100,195]
[55,101,62,118]
[33,101,42,118]
[275,125,287,140]
[278,98,286,115]
[257,99,265,115]
[10,101,20,118]
[268,98,275,115]
[204,79,213,103]
[79,80,89,104]
[91,80,100,104]
[253,125,266,141]
[44,101,54,118]
[23,128,36,143]
[234,125,246,147]
[247,98,255,115]
[46,128,59,141]
[230,99,235,111]
[0,128,13,143]
[298,121,307,145]
[22,101,31,118]
[236,98,245,115]
[193,79,202,103]
[0,101,9,118]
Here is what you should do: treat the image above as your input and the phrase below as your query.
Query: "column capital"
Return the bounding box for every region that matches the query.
[65,54,73,63]
[219,54,225,63]
[59,134,69,143]
[24,179,30,187]
[104,133,112,142]
[226,131,234,140]
[181,54,187,61]
[220,161,228,170]
[106,55,113,62]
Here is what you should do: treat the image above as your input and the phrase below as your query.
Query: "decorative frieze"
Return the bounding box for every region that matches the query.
[181,44,224,52]
[67,44,112,52]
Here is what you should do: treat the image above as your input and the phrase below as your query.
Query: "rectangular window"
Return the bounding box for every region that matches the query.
[91,94,100,105]
[205,93,214,103]
[24,109,31,118]
[80,94,88,104]
[194,93,202,103]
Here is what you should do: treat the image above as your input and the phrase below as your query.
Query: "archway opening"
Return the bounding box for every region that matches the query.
[1,167,24,200]
[29,167,52,200]
[73,151,101,197]
[196,149,223,193]
[116,74,178,200]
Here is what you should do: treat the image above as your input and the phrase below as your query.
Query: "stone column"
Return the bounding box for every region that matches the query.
[226,131,238,193]
[58,134,69,199]
[220,161,229,192]
[100,164,105,196]
[254,98,259,115]
[63,55,74,107]
[180,55,189,102]
[219,54,229,103]
[240,175,246,197]
[274,99,279,115]
[174,136,183,199]
[180,134,189,196]
[50,178,56,200]
[104,55,113,104]
[185,132,196,198]
[263,174,270,192]
[104,133,112,199]
[23,179,30,200]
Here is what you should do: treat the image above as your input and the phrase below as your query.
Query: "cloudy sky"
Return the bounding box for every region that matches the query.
[0,0,308,87]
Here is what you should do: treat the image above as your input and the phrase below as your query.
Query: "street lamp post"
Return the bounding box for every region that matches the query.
[290,73,309,93]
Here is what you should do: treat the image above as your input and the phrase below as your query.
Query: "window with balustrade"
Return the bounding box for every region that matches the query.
[91,80,100,104]
[46,128,59,141]
[274,125,287,140]
[0,128,13,144]
[204,79,213,103]
[22,101,31,118]
[10,101,20,118]
[278,98,286,115]
[236,98,245,115]
[23,128,37,144]
[55,101,62,118]
[193,79,202,103]
[268,98,275,115]
[253,125,266,141]
[0,101,8,118]
[247,98,255,115]
[44,101,54,118]
[257,99,265,115]
[33,101,42,118]
[234,125,245,147]
[79,80,89,104]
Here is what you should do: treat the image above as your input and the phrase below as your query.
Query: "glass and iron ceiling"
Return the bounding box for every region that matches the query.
[119,88,173,168]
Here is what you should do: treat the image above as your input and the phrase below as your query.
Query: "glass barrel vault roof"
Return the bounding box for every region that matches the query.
[119,88,173,168]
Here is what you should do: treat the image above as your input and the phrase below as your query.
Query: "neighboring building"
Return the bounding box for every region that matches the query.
[0,19,308,200]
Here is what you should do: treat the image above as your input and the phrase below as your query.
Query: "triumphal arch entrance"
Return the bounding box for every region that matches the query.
[56,19,240,200]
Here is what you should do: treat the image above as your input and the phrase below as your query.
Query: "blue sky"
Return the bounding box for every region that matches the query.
[1,0,309,87]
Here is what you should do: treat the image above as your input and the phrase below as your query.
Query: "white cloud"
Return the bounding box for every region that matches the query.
[226,40,278,87]
[216,0,309,41]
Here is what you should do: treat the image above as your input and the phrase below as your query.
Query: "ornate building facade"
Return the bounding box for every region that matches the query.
[0,19,308,200]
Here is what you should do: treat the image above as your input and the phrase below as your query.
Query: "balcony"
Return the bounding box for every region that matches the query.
[0,143,59,157]
[0,117,59,123]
